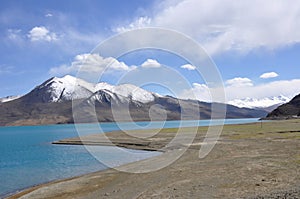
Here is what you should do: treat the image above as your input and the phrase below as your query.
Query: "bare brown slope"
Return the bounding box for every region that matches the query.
[266,93,300,119]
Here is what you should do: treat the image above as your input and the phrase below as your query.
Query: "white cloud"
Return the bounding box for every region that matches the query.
[28,26,57,42]
[141,59,161,68]
[225,79,300,100]
[114,17,152,33]
[181,83,212,102]
[260,72,279,79]
[49,53,135,76]
[7,29,22,40]
[180,64,196,70]
[45,13,53,17]
[226,77,253,87]
[115,0,300,55]
[180,79,300,103]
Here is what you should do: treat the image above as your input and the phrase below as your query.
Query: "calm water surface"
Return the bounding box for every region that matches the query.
[0,118,259,197]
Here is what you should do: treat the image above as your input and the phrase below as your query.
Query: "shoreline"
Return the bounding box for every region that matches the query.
[5,168,118,199]
[6,120,300,199]
[0,117,260,128]
[5,150,163,199]
[1,118,258,198]
[5,129,168,199]
[6,148,169,199]
[5,142,164,199]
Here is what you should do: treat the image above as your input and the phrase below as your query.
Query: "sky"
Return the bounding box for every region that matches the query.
[0,0,300,102]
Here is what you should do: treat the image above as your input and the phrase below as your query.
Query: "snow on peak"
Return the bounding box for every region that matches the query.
[228,95,290,109]
[95,82,114,91]
[111,84,156,103]
[40,75,95,102]
[37,75,157,103]
[0,95,22,103]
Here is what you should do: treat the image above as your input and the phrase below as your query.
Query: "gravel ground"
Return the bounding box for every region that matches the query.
[247,188,300,199]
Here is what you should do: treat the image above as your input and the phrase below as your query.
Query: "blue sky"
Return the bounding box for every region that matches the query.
[0,0,300,102]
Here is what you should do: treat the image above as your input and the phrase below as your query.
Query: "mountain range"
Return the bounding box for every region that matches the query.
[0,75,268,126]
[227,95,290,111]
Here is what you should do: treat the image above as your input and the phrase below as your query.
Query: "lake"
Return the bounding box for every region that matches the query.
[0,118,259,197]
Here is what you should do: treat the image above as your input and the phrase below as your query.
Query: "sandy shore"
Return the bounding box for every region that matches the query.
[7,120,300,199]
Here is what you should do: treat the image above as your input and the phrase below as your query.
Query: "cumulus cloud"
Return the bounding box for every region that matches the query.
[226,77,253,87]
[180,79,300,103]
[115,0,300,55]
[180,64,196,70]
[181,83,212,102]
[49,53,136,76]
[28,26,57,42]
[141,59,161,68]
[260,72,279,79]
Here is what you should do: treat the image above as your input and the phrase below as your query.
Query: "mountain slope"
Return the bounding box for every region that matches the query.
[0,76,268,126]
[266,94,300,119]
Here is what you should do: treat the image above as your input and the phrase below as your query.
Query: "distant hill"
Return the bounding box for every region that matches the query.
[0,75,268,126]
[265,94,300,119]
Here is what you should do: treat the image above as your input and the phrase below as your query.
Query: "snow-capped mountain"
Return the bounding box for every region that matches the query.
[25,75,158,103]
[0,75,269,126]
[0,95,22,103]
[228,95,290,109]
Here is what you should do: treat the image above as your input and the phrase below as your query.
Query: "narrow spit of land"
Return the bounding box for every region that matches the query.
[8,120,300,199]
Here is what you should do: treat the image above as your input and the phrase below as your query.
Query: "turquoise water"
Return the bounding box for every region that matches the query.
[0,118,258,197]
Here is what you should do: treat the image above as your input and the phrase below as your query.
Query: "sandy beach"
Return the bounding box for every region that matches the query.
[7,120,300,199]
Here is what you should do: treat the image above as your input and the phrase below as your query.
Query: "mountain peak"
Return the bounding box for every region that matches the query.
[21,75,157,103]
[25,75,94,103]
